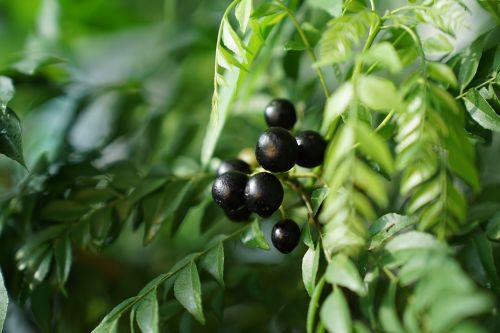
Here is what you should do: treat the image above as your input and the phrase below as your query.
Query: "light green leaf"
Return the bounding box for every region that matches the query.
[463,89,500,131]
[458,34,487,91]
[322,82,353,134]
[308,0,342,16]
[369,214,416,250]
[385,231,446,254]
[240,220,270,250]
[326,253,366,296]
[357,76,399,111]
[0,107,26,167]
[235,0,252,33]
[423,34,454,53]
[354,122,394,174]
[0,269,8,333]
[200,243,225,287]
[302,243,320,297]
[379,282,405,333]
[363,42,402,74]
[222,19,244,59]
[311,187,329,216]
[174,262,205,324]
[320,286,352,333]
[135,290,159,333]
[0,76,14,106]
[427,62,458,88]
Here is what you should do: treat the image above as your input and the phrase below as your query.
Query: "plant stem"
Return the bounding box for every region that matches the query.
[456,75,497,99]
[275,1,330,98]
[374,109,396,133]
[306,275,326,333]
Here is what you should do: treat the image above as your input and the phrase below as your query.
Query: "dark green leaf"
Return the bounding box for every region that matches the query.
[240,220,270,250]
[174,262,205,324]
[135,290,159,333]
[311,187,328,216]
[0,107,26,167]
[200,243,225,287]
[41,200,89,222]
[91,297,138,333]
[54,236,72,286]
[463,89,500,131]
[472,233,500,287]
[486,212,500,240]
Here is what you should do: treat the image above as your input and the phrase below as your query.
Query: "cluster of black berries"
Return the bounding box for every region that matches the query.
[212,99,326,254]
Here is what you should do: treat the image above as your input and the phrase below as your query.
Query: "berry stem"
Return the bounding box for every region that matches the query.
[284,179,316,224]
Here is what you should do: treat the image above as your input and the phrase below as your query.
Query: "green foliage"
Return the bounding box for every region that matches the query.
[1,0,500,332]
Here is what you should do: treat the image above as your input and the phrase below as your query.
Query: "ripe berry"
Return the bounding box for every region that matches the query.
[271,219,301,253]
[295,130,327,168]
[224,206,252,222]
[264,99,297,129]
[212,171,247,210]
[216,158,251,176]
[244,172,283,217]
[255,127,298,172]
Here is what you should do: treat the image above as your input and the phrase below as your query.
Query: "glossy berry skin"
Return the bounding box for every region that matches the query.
[295,130,327,168]
[255,127,298,173]
[271,219,301,254]
[264,99,297,129]
[244,172,283,217]
[216,158,251,176]
[212,171,248,210]
[224,206,252,222]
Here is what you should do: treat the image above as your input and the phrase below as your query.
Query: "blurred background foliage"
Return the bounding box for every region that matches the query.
[0,0,316,332]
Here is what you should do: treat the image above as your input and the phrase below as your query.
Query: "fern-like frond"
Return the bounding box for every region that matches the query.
[320,119,394,256]
[316,10,378,66]
[396,78,478,238]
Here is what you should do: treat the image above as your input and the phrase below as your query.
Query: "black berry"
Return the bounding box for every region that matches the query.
[244,172,283,217]
[271,219,301,254]
[295,130,327,168]
[212,171,248,210]
[224,206,252,222]
[216,158,251,176]
[255,127,298,173]
[264,99,297,129]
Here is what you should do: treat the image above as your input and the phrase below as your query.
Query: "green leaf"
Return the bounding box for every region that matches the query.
[91,297,138,333]
[463,89,500,131]
[363,42,402,74]
[0,76,15,106]
[357,76,399,111]
[322,82,353,134]
[235,0,252,33]
[0,269,8,333]
[320,286,352,333]
[0,107,26,167]
[308,0,342,16]
[240,220,270,250]
[486,212,500,240]
[200,243,225,287]
[302,243,320,297]
[174,262,205,324]
[427,62,458,88]
[384,231,446,254]
[472,233,500,287]
[423,34,454,53]
[354,122,394,174]
[458,34,487,91]
[311,187,329,216]
[379,282,405,333]
[326,253,366,296]
[369,214,416,250]
[222,19,244,59]
[135,290,159,333]
[54,235,72,286]
[41,200,89,222]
